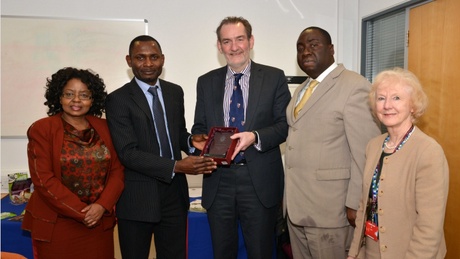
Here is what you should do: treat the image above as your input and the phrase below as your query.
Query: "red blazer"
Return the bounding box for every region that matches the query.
[22,114,124,241]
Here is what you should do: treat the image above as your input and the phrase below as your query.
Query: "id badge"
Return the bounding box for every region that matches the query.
[365,220,379,241]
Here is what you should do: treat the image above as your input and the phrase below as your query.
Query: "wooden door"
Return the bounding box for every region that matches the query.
[408,0,460,258]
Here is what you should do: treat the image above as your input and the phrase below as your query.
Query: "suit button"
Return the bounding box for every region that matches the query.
[383,157,389,163]
[380,245,387,252]
[379,226,386,233]
[378,208,384,215]
[378,190,384,196]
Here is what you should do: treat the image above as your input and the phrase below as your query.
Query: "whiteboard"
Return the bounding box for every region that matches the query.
[1,16,148,137]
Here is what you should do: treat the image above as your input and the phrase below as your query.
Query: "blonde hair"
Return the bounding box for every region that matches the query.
[369,67,428,123]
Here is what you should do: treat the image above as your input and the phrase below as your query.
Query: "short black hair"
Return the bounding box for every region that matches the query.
[301,26,332,45]
[128,35,162,56]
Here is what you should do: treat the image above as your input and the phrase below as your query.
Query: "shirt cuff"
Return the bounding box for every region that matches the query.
[187,135,196,154]
[253,131,262,151]
[172,161,176,179]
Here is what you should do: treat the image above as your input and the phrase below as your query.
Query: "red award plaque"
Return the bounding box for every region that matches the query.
[200,127,239,165]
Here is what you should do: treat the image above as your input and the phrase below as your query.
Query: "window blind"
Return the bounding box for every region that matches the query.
[363,10,406,82]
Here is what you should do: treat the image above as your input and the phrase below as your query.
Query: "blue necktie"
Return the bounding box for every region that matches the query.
[229,73,245,163]
[148,86,172,159]
[229,73,245,131]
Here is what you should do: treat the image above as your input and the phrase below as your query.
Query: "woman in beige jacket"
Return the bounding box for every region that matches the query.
[347,68,449,259]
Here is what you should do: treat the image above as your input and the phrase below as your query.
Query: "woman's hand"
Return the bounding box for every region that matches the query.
[81,203,105,228]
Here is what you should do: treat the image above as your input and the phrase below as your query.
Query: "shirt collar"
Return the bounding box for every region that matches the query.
[313,63,337,83]
[135,77,161,94]
[226,60,252,79]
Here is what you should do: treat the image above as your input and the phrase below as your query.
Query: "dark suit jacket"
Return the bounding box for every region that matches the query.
[192,61,291,209]
[106,78,190,222]
[22,114,125,241]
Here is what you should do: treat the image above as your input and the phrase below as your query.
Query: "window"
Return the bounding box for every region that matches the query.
[361,0,430,82]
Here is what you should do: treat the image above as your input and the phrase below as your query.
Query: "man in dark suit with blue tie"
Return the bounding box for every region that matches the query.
[106,35,217,259]
[191,17,291,259]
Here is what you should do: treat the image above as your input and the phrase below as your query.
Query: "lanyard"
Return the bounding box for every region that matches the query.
[367,125,415,224]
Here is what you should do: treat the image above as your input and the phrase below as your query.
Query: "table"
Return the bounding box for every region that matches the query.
[1,195,274,259]
[187,198,276,259]
[1,196,33,259]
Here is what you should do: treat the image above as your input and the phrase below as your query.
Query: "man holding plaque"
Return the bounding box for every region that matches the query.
[191,16,291,259]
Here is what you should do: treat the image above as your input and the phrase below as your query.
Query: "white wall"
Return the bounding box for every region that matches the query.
[0,0,408,191]
[359,0,412,18]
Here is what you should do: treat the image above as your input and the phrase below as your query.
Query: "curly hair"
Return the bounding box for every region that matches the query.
[44,67,107,117]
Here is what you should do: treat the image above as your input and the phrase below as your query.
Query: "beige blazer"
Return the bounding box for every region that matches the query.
[284,64,381,227]
[348,127,449,259]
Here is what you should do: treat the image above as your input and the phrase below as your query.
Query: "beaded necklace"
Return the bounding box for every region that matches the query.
[382,125,415,153]
[367,125,415,226]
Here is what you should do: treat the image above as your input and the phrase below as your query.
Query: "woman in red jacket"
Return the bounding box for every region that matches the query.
[22,67,124,259]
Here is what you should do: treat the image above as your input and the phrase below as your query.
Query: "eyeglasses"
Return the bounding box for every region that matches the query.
[61,92,92,100]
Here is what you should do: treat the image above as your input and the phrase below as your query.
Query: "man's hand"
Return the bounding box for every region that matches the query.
[229,131,256,160]
[175,156,217,174]
[82,203,105,228]
[346,207,357,227]
[191,134,208,151]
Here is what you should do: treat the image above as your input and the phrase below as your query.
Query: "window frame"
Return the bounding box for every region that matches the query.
[360,0,432,82]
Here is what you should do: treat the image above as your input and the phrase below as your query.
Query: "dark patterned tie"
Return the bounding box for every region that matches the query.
[229,73,245,131]
[229,73,245,163]
[148,86,172,159]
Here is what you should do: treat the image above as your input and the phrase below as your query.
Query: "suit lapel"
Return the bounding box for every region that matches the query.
[211,67,227,126]
[159,80,179,151]
[295,64,345,119]
[246,62,263,130]
[160,80,175,127]
[129,79,154,125]
[288,79,308,124]
[209,63,263,129]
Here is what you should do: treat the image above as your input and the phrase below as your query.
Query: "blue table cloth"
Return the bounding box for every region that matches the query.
[0,195,275,259]
[1,196,33,259]
[187,197,276,259]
